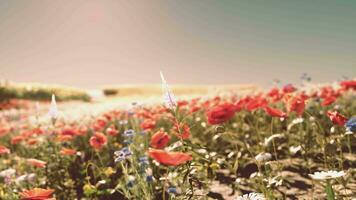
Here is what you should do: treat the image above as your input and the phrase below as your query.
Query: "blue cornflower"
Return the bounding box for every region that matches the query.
[167,187,180,194]
[345,117,356,132]
[114,147,133,163]
[139,156,149,166]
[123,129,135,137]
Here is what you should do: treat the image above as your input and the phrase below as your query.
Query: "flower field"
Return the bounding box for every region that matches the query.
[0,76,355,200]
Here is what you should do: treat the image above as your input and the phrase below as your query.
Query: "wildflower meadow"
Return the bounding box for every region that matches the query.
[0,73,355,200]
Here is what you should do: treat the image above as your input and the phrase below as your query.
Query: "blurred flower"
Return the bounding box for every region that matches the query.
[89,132,107,150]
[321,96,336,106]
[19,188,55,200]
[340,79,356,90]
[60,148,77,156]
[148,149,192,166]
[327,111,348,126]
[15,173,36,185]
[92,117,107,131]
[48,94,58,124]
[245,97,268,112]
[123,129,135,137]
[264,106,287,118]
[139,156,149,166]
[167,187,181,194]
[288,96,305,116]
[140,119,156,131]
[282,84,297,93]
[150,130,171,149]
[106,125,119,136]
[207,103,236,125]
[345,117,356,132]
[104,167,115,176]
[255,152,272,162]
[114,147,132,163]
[309,170,345,180]
[11,135,25,145]
[0,168,16,177]
[236,192,265,200]
[160,71,176,108]
[27,158,46,168]
[0,145,10,154]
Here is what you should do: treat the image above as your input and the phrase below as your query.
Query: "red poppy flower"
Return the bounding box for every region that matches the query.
[89,132,107,150]
[321,96,336,106]
[327,111,348,126]
[267,88,283,102]
[11,135,25,145]
[177,100,189,107]
[20,188,55,200]
[56,135,73,142]
[150,130,171,149]
[245,97,268,112]
[206,103,236,125]
[27,158,47,168]
[78,126,88,136]
[0,145,10,154]
[340,80,356,90]
[148,149,192,166]
[234,98,249,112]
[27,138,38,145]
[60,148,76,156]
[264,106,287,118]
[289,96,305,116]
[61,127,80,136]
[190,105,201,113]
[140,119,156,130]
[92,117,107,131]
[106,125,119,136]
[0,124,10,137]
[282,84,297,93]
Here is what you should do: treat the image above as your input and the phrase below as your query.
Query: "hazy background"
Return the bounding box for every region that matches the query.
[0,0,355,88]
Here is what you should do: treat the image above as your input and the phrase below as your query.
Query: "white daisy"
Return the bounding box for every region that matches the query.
[236,192,265,200]
[309,170,345,180]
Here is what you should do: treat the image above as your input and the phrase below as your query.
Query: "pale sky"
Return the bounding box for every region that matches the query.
[0,0,355,88]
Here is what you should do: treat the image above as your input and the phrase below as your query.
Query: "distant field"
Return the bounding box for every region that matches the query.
[102,84,259,97]
[0,80,91,102]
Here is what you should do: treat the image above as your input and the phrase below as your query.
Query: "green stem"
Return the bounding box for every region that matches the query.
[325,181,335,200]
